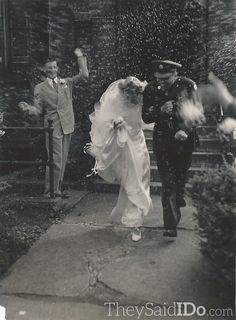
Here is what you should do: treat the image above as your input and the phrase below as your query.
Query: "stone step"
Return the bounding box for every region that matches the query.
[150,165,208,182]
[89,126,221,192]
[144,126,218,139]
[196,125,218,137]
[196,138,221,152]
[145,137,221,152]
[88,178,192,195]
[191,151,222,166]
[149,151,222,167]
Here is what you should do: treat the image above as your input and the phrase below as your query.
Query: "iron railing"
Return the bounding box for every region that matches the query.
[0,119,54,198]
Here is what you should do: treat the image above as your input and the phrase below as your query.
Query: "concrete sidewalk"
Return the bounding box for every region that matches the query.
[0,191,234,320]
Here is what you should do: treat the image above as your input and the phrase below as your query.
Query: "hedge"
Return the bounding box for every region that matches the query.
[190,167,236,286]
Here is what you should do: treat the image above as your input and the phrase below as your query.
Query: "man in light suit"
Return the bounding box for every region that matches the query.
[20,48,89,197]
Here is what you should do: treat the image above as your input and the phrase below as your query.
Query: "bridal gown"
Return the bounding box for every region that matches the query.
[89,80,152,227]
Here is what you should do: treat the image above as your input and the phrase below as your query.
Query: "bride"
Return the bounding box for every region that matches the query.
[87,76,152,241]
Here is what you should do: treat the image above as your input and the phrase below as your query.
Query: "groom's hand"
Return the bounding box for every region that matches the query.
[174,130,188,141]
[161,101,174,115]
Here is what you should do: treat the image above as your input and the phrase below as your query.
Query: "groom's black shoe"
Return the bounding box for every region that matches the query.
[163,229,177,237]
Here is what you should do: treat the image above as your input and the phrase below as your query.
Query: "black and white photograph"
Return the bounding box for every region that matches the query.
[0,0,235,319]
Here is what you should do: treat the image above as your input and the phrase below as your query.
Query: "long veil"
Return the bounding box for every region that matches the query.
[89,80,126,165]
[89,79,152,221]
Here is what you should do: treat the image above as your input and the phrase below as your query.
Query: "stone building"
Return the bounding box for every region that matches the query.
[1,0,235,81]
[0,0,235,177]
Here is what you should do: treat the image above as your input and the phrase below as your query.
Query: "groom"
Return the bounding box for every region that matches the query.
[20,48,89,198]
[142,60,198,237]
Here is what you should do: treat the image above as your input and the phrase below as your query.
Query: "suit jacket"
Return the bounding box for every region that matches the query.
[34,77,76,135]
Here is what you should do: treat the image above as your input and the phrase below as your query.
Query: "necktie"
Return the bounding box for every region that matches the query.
[53,79,58,92]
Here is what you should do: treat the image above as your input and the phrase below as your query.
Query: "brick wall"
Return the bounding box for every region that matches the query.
[1,0,235,178]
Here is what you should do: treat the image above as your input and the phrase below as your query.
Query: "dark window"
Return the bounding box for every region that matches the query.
[0,0,30,69]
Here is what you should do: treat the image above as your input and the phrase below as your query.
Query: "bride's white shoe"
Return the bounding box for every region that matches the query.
[131,228,142,242]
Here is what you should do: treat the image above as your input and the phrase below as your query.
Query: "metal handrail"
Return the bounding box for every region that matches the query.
[0,119,54,198]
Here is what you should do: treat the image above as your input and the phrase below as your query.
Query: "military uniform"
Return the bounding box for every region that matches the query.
[142,61,198,233]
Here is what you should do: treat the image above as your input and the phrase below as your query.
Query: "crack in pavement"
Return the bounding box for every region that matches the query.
[85,246,135,290]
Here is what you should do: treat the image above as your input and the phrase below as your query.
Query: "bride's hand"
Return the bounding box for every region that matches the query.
[113,120,124,129]
[113,117,125,129]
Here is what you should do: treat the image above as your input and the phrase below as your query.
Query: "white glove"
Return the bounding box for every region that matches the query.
[161,101,174,115]
[174,130,188,141]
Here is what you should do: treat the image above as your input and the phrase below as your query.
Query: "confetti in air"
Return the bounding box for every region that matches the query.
[218,117,236,134]
[179,99,205,128]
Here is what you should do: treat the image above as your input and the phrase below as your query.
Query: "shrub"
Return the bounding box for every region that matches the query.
[0,224,42,275]
[190,167,236,286]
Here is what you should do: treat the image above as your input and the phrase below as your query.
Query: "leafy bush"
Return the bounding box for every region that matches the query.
[0,181,11,192]
[190,167,236,286]
[0,224,42,275]
[0,198,52,277]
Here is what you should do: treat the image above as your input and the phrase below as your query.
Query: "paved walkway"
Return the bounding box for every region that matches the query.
[0,191,234,320]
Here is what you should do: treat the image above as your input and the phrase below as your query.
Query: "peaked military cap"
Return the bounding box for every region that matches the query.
[151,60,182,73]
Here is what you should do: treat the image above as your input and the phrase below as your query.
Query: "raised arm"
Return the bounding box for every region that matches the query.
[70,48,89,83]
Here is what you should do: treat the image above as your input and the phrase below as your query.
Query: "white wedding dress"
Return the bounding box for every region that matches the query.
[89,79,152,227]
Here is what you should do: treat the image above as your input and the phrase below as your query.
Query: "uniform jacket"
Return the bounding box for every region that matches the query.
[143,76,197,131]
[142,76,198,149]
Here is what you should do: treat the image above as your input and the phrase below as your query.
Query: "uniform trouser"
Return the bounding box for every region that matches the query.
[154,135,193,230]
[45,132,72,195]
